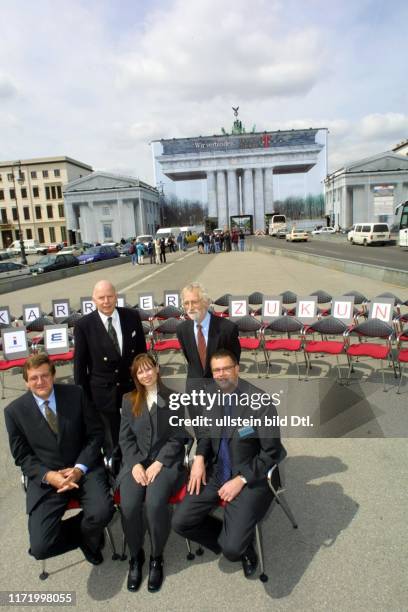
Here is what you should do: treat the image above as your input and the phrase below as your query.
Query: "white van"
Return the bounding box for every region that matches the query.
[155,227,179,246]
[349,223,391,246]
[6,239,46,255]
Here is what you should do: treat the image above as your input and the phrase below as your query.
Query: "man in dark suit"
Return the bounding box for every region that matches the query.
[177,282,241,384]
[4,353,114,564]
[172,349,286,578]
[74,279,146,455]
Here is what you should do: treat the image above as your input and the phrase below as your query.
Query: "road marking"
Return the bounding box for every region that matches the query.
[121,263,175,292]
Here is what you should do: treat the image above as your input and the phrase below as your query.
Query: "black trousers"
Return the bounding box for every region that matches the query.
[120,465,185,558]
[28,467,114,560]
[172,473,274,560]
[100,411,121,458]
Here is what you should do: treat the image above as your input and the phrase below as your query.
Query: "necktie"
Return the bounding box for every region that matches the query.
[216,396,232,485]
[108,316,120,354]
[197,324,207,370]
[44,400,58,435]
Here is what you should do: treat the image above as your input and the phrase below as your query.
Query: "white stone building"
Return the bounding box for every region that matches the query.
[324,151,408,229]
[154,128,327,231]
[64,172,160,243]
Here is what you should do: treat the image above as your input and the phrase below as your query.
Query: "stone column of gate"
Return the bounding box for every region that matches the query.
[216,170,228,229]
[207,171,217,218]
[254,168,265,231]
[242,168,254,216]
[227,169,239,220]
[263,167,274,214]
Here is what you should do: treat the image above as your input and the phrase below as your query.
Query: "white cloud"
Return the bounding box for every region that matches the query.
[358,113,408,140]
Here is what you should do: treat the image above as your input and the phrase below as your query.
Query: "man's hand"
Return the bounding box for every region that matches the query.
[145,461,163,484]
[188,455,206,495]
[45,469,80,493]
[218,476,245,503]
[132,463,148,486]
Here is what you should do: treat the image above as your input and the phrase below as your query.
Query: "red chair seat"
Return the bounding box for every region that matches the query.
[264,339,302,351]
[168,483,187,504]
[347,343,389,359]
[153,339,181,351]
[49,351,75,362]
[398,349,408,363]
[239,338,260,350]
[66,498,81,511]
[0,357,27,371]
[305,341,345,355]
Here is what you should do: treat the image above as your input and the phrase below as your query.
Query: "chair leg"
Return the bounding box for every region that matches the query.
[255,524,268,582]
[1,372,4,400]
[276,492,298,529]
[186,538,195,560]
[294,352,301,380]
[380,359,386,391]
[39,559,49,581]
[397,363,405,394]
[105,525,120,560]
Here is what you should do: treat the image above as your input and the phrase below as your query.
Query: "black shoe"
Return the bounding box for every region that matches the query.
[148,555,164,592]
[241,543,258,578]
[127,549,145,592]
[79,540,104,566]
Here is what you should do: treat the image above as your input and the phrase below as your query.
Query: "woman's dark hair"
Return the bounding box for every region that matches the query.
[127,353,160,417]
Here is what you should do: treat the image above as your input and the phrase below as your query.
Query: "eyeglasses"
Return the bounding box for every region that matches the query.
[211,365,236,374]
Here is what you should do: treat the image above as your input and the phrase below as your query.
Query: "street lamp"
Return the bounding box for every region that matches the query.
[157,181,165,227]
[11,161,27,265]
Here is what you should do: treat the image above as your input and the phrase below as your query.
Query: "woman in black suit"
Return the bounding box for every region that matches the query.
[118,353,188,594]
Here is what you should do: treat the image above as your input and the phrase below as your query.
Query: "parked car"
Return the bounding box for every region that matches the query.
[311,226,336,235]
[77,245,119,264]
[59,244,84,257]
[7,239,47,255]
[47,242,64,253]
[349,223,391,246]
[30,254,79,274]
[0,261,31,279]
[118,242,133,256]
[286,228,309,242]
[0,250,14,261]
[136,234,154,248]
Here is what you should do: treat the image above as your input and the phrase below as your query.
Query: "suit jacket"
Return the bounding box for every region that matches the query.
[176,313,241,379]
[74,307,146,414]
[117,383,191,484]
[196,379,286,488]
[4,384,104,514]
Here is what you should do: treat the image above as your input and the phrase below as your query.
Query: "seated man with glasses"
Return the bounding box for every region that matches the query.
[4,353,114,566]
[172,349,286,578]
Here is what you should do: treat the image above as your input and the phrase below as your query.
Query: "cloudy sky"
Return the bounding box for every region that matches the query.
[1,0,407,188]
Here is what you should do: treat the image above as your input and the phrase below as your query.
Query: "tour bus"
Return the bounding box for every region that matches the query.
[268,214,287,236]
[395,201,408,247]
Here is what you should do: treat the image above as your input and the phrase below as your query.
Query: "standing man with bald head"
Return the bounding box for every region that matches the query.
[74,280,146,456]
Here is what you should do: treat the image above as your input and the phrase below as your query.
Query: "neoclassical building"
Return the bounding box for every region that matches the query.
[324,151,408,228]
[64,172,160,243]
[154,126,327,230]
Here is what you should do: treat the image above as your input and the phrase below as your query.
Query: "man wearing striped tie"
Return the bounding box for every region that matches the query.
[172,349,286,578]
[4,353,114,566]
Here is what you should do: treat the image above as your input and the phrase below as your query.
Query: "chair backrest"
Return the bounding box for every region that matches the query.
[310,289,332,304]
[350,319,395,339]
[343,290,368,305]
[155,317,182,335]
[26,316,54,332]
[307,316,348,336]
[155,305,183,319]
[266,315,303,334]
[213,293,232,307]
[248,291,264,305]
[279,290,297,305]
[236,315,263,333]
